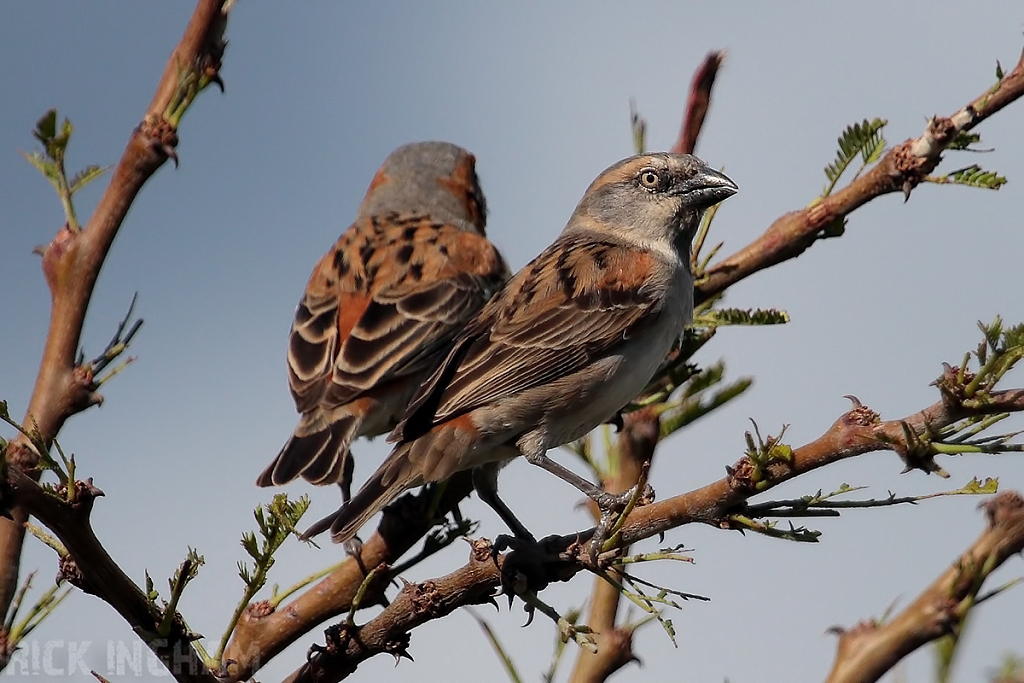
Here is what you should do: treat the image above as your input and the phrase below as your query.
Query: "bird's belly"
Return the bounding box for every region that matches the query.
[537,327,675,448]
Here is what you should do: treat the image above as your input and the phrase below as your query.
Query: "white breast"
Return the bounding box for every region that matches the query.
[527,261,693,451]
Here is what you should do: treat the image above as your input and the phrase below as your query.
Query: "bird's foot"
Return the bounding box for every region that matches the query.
[493,533,565,604]
[492,529,537,555]
[587,483,654,564]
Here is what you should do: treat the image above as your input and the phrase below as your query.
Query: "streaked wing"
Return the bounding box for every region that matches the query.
[397,233,663,439]
[287,215,508,414]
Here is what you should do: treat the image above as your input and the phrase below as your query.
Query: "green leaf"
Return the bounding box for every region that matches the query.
[68,164,110,194]
[823,118,888,195]
[861,132,886,164]
[957,477,1000,495]
[33,109,57,146]
[21,151,59,184]
[950,165,1007,190]
[694,307,791,328]
[947,131,983,151]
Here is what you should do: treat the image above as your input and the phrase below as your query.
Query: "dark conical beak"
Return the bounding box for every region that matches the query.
[678,166,738,208]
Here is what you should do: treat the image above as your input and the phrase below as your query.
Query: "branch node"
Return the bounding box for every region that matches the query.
[842,396,880,426]
[56,555,86,590]
[138,113,180,167]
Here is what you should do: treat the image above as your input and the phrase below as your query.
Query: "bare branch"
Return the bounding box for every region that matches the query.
[695,48,1024,305]
[824,491,1024,683]
[0,0,230,663]
[280,380,1024,682]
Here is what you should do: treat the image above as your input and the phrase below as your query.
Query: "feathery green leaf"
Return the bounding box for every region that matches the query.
[950,165,1007,190]
[823,118,888,196]
[68,164,110,194]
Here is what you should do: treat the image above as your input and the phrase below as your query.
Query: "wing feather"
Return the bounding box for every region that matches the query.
[395,233,665,440]
[286,216,508,416]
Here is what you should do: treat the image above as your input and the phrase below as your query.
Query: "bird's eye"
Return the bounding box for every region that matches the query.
[638,168,661,190]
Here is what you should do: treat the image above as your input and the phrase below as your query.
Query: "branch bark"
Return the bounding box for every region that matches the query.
[824,491,1024,683]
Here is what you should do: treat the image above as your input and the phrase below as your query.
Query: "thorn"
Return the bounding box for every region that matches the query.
[83,478,105,497]
[163,146,179,168]
[522,602,535,628]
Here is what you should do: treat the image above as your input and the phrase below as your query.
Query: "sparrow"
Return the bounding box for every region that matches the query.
[302,152,737,551]
[258,142,510,505]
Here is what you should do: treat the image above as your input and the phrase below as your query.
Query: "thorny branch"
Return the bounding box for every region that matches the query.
[824,491,1024,683]
[5,470,218,683]
[220,474,475,681]
[695,47,1024,305]
[283,381,1024,682]
[0,0,230,675]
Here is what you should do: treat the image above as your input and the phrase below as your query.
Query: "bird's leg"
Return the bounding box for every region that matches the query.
[338,457,364,557]
[473,464,537,550]
[521,451,650,562]
[521,451,642,511]
[339,454,355,504]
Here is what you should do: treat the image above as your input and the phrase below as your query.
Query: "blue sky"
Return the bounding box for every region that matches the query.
[2,3,1023,682]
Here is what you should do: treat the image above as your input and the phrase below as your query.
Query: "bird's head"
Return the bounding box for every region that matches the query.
[357,141,488,234]
[571,152,737,256]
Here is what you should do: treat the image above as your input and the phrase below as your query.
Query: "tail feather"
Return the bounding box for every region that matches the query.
[257,413,361,489]
[301,442,420,544]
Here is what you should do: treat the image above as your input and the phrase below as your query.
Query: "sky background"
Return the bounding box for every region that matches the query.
[2,3,1023,682]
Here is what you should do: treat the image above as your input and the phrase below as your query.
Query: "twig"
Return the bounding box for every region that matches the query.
[672,50,725,156]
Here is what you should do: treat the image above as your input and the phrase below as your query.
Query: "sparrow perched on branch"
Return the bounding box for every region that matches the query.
[303,153,737,551]
[258,142,509,505]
